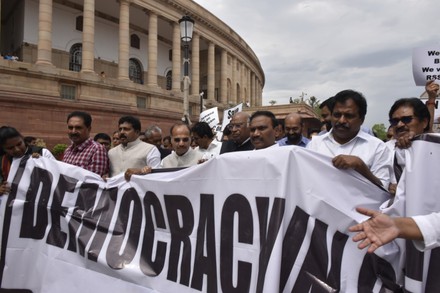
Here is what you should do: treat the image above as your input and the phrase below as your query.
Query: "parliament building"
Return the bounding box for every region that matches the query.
[0,0,266,147]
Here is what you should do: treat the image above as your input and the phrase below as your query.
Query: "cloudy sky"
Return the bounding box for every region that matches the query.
[193,0,440,127]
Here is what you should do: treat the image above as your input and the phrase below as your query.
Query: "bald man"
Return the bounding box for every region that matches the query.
[220,112,254,154]
[278,113,310,147]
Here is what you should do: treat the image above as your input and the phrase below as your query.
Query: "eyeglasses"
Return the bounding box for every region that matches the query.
[389,116,414,127]
[173,137,190,143]
[227,122,246,130]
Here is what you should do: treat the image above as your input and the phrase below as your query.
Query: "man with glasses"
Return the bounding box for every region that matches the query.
[388,98,431,148]
[220,112,254,154]
[161,123,203,168]
[386,97,431,194]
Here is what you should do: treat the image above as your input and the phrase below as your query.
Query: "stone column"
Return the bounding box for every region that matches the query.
[259,81,263,106]
[190,33,200,96]
[118,0,130,80]
[247,68,251,105]
[207,42,215,101]
[250,72,255,106]
[220,49,227,104]
[243,66,247,104]
[81,0,95,73]
[36,0,53,65]
[172,22,181,91]
[231,56,236,104]
[239,61,244,103]
[254,75,258,106]
[147,12,158,86]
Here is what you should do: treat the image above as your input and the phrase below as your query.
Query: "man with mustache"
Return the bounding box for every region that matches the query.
[307,90,392,188]
[63,111,109,176]
[388,82,436,149]
[108,116,161,179]
[278,113,309,147]
[249,110,279,150]
[385,96,432,195]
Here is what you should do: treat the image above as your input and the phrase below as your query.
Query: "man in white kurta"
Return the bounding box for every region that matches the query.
[108,116,160,177]
[161,123,203,168]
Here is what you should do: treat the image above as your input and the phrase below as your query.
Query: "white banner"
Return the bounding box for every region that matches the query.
[3,143,436,292]
[199,107,219,129]
[385,133,440,293]
[221,104,243,131]
[412,46,440,86]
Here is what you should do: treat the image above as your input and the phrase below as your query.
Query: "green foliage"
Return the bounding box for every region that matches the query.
[305,96,321,114]
[52,143,68,156]
[372,123,387,141]
[268,100,277,106]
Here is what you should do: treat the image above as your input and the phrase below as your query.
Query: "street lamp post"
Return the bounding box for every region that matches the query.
[179,15,194,124]
[199,91,204,114]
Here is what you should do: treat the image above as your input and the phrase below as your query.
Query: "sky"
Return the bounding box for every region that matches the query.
[192,0,440,127]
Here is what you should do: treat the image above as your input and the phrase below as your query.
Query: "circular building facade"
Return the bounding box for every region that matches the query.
[0,0,264,148]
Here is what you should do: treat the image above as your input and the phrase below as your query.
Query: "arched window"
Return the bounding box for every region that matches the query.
[76,16,83,32]
[69,43,82,72]
[130,34,140,49]
[129,58,143,84]
[166,71,172,90]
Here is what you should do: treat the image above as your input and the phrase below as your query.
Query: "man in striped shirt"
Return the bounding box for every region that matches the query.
[63,111,109,176]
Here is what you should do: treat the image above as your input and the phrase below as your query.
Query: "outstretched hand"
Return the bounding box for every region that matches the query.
[349,207,399,253]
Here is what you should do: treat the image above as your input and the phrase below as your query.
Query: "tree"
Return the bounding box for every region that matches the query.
[372,123,387,141]
[306,96,320,108]
[269,100,277,106]
[305,96,321,113]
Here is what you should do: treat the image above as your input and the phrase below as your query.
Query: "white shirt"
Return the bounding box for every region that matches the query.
[412,213,440,251]
[307,129,393,188]
[196,139,222,160]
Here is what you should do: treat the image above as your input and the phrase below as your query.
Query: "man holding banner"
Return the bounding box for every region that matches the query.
[307,89,392,188]
[161,123,203,168]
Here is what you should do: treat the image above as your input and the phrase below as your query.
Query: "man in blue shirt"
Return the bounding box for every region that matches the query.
[278,113,310,147]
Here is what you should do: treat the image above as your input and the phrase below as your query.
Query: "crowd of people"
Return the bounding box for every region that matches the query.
[0,81,439,255]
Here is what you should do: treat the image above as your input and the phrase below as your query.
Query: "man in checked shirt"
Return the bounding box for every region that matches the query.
[63,111,109,176]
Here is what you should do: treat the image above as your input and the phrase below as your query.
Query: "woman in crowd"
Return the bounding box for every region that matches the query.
[0,126,55,195]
